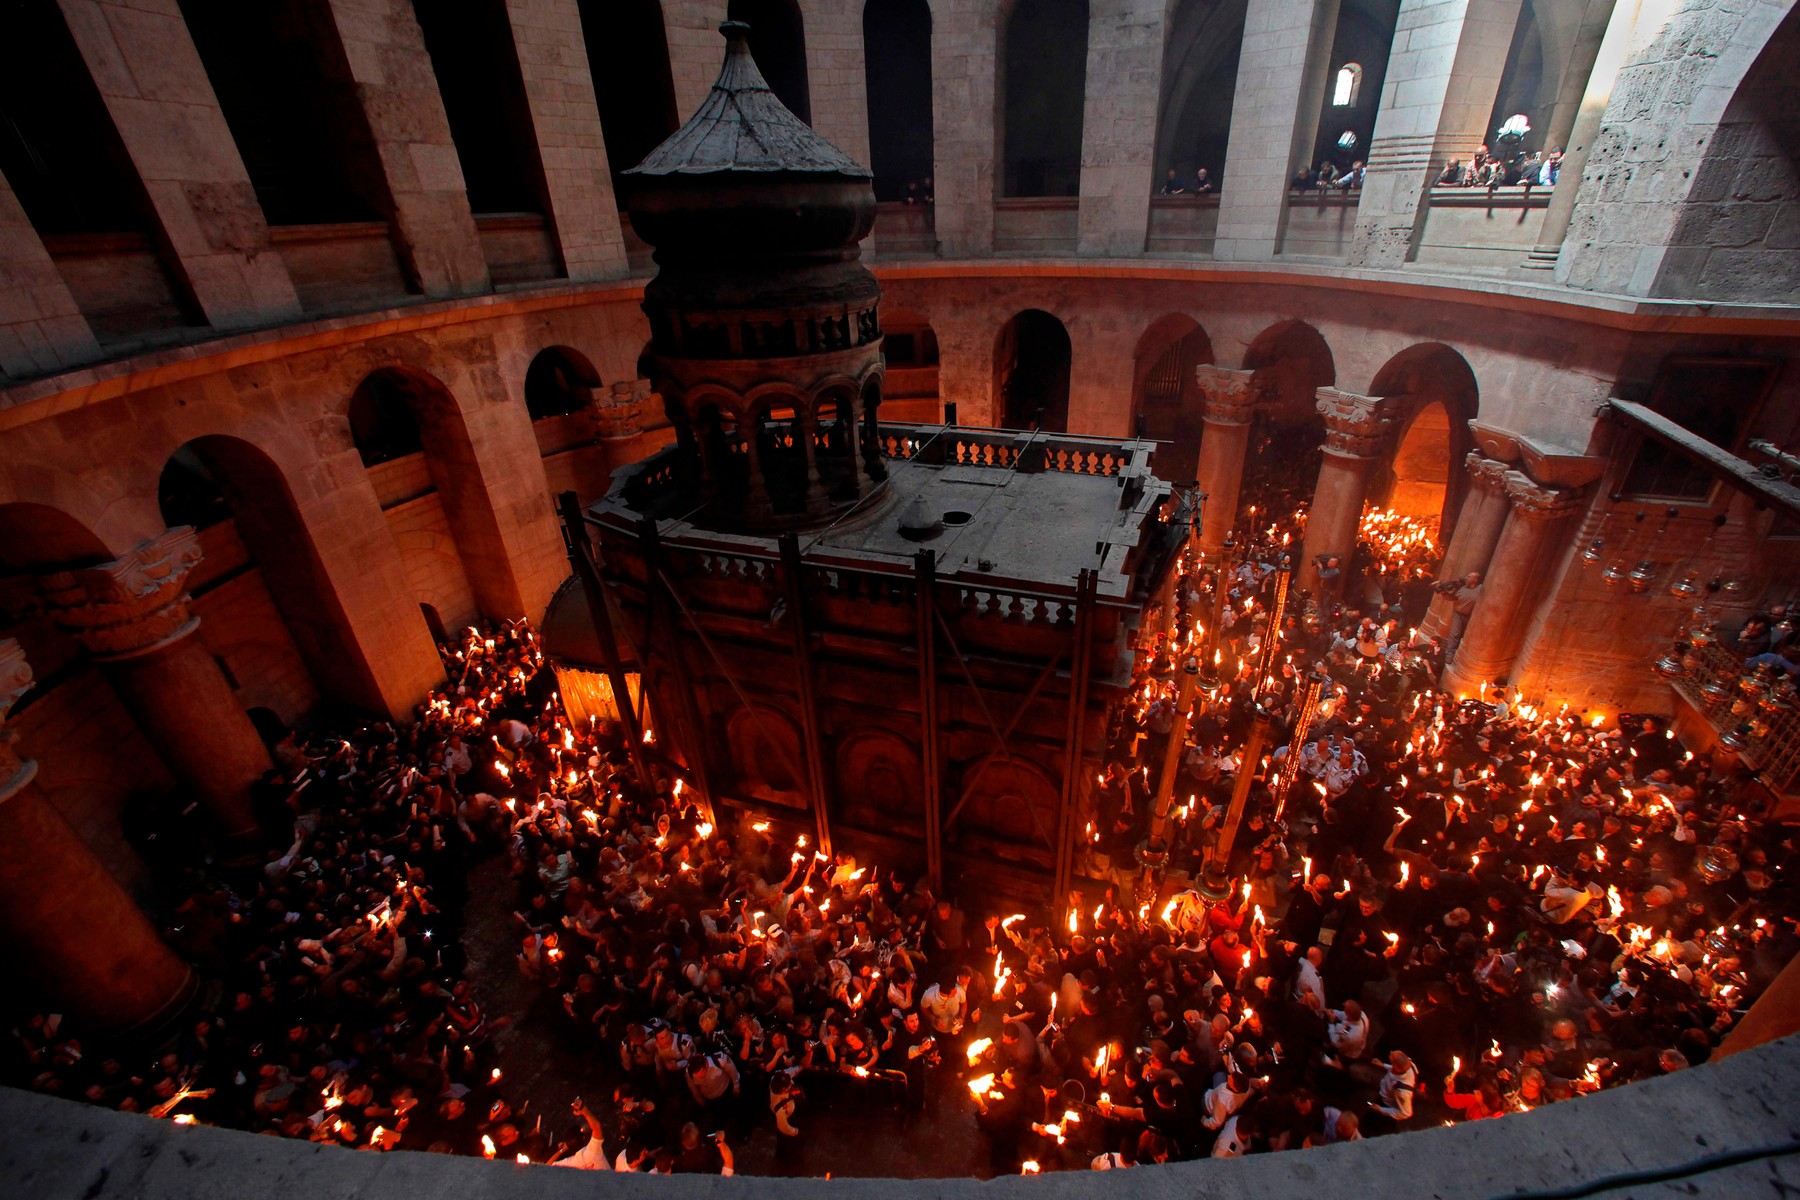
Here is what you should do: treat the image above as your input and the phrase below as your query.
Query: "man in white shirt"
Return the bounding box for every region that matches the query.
[552,1099,610,1169]
[1201,1071,1252,1130]
[1373,1051,1417,1123]
[1324,1000,1370,1066]
[920,970,973,1035]
[1293,946,1328,1009]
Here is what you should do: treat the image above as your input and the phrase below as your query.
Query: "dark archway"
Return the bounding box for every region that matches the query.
[1154,0,1249,185]
[1242,320,1336,520]
[525,346,603,421]
[1367,343,1480,543]
[348,368,524,623]
[1131,315,1214,486]
[995,310,1073,432]
[863,0,934,201]
[729,0,811,124]
[348,373,425,467]
[576,0,681,193]
[1001,0,1089,197]
[162,436,383,717]
[881,310,941,420]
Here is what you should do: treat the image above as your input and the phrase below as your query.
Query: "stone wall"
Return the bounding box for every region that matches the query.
[1,1034,1795,1197]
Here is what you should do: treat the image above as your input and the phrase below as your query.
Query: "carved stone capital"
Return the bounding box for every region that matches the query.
[1193,365,1265,425]
[1465,452,1511,495]
[0,639,37,801]
[41,528,203,661]
[597,379,645,439]
[1501,471,1585,521]
[1315,388,1398,458]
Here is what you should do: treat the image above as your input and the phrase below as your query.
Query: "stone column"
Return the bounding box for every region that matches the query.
[1523,0,1644,271]
[41,529,268,838]
[0,166,101,377]
[0,640,196,1036]
[1345,0,1523,268]
[1192,365,1264,551]
[319,0,490,298]
[1299,388,1397,594]
[1420,452,1510,637]
[1076,0,1168,257]
[596,380,646,442]
[1443,471,1585,695]
[56,0,303,329]
[930,0,1000,257]
[662,0,732,119]
[503,0,630,282]
[1213,0,1341,260]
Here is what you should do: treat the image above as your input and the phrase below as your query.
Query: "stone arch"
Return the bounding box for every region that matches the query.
[1367,343,1480,542]
[347,367,525,623]
[161,435,387,716]
[833,726,925,838]
[1242,320,1336,517]
[995,309,1073,432]
[0,503,111,574]
[953,753,1059,868]
[1153,0,1250,184]
[862,0,933,201]
[1000,0,1089,197]
[881,308,940,419]
[729,0,811,123]
[1131,314,1214,486]
[524,345,602,421]
[575,0,680,192]
[725,702,808,807]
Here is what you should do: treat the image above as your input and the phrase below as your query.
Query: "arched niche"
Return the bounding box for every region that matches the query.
[725,703,808,808]
[995,309,1072,433]
[1131,314,1214,486]
[953,755,1059,868]
[1367,343,1480,543]
[834,726,925,838]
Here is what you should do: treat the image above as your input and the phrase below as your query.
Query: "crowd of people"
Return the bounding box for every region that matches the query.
[1160,168,1218,196]
[1436,145,1562,188]
[4,494,1796,1177]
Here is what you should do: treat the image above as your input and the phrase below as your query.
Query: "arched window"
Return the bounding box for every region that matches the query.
[347,372,425,467]
[524,346,602,421]
[576,0,680,191]
[1333,63,1362,106]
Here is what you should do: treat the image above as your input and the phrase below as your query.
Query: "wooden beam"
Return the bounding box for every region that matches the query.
[1607,399,1800,519]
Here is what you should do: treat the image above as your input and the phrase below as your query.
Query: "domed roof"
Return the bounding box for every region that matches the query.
[626,22,870,180]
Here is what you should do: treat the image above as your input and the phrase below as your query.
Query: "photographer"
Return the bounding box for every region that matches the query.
[769,1072,804,1173]
[1432,572,1483,661]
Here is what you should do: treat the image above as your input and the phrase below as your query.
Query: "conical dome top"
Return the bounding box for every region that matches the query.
[627,22,870,179]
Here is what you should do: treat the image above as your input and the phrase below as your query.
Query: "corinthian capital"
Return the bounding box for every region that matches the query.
[1315,388,1398,458]
[41,528,204,660]
[0,639,36,799]
[1501,471,1585,521]
[1465,452,1511,495]
[1193,365,1265,425]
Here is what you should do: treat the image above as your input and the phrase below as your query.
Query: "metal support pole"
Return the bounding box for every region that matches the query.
[634,515,717,806]
[1053,569,1097,905]
[1201,703,1274,901]
[556,492,654,792]
[915,550,944,893]
[779,533,834,859]
[1149,655,1201,840]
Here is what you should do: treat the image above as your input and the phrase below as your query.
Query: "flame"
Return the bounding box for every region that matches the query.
[967,1038,993,1064]
[1002,913,1026,929]
[853,1066,870,1078]
[752,821,771,833]
[696,821,714,838]
[968,1073,996,1096]
[172,1114,197,1125]
[1398,862,1410,887]
[1068,909,1079,934]
[516,1153,530,1164]
[482,1135,497,1159]
[1021,1161,1041,1175]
